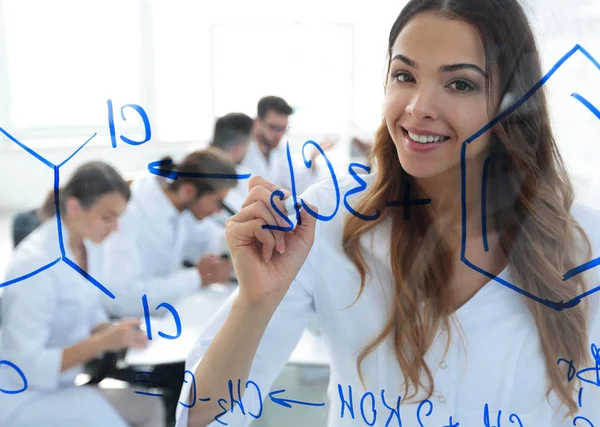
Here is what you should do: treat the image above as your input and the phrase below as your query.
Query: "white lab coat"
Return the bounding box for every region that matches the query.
[99,175,223,318]
[176,174,600,427]
[0,219,130,427]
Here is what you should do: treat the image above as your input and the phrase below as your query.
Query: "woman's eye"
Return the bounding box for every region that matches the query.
[392,72,414,83]
[449,80,475,92]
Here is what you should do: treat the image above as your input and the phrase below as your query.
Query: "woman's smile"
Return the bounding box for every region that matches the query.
[401,125,452,153]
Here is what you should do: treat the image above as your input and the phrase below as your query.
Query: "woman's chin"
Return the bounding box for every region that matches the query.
[399,160,447,180]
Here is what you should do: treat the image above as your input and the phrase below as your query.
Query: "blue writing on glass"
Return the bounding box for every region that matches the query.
[107,99,151,147]
[571,93,600,120]
[460,43,600,311]
[344,163,380,221]
[559,344,600,389]
[0,128,115,298]
[263,189,294,232]
[268,389,326,409]
[380,388,402,427]
[576,343,600,387]
[228,379,245,415]
[573,417,595,426]
[483,404,501,427]
[557,357,577,381]
[246,380,263,419]
[165,378,532,426]
[0,360,28,394]
[443,416,460,427]
[147,158,251,181]
[557,343,600,417]
[482,404,523,427]
[215,398,228,426]
[133,371,163,397]
[481,155,492,252]
[338,384,355,419]
[178,370,197,408]
[417,399,433,427]
[299,140,340,222]
[360,391,377,426]
[508,413,524,426]
[385,181,431,221]
[141,294,182,340]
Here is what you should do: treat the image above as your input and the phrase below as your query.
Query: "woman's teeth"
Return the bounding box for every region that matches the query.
[407,131,450,144]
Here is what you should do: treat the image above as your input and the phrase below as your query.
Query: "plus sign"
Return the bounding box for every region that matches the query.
[443,416,460,427]
[385,181,431,220]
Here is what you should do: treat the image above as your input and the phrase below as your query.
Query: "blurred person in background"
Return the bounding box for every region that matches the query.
[99,148,237,318]
[0,161,164,427]
[239,95,336,200]
[98,148,238,425]
[208,112,254,218]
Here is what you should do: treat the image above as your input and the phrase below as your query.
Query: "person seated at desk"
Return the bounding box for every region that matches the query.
[209,112,254,217]
[98,148,237,319]
[0,161,164,427]
[209,112,254,166]
[10,190,54,248]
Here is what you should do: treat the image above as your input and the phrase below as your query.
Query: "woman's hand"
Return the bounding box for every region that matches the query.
[225,176,318,306]
[95,318,148,352]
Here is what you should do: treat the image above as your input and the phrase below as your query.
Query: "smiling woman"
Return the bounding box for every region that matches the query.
[177,0,600,426]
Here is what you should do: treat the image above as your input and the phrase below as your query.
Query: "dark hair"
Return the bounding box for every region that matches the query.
[342,0,590,418]
[257,96,293,119]
[159,148,238,196]
[41,161,130,218]
[210,112,254,151]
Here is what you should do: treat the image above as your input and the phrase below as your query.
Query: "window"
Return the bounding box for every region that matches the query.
[2,0,144,139]
[211,23,354,135]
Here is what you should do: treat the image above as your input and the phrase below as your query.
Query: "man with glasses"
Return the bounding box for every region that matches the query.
[237,96,332,205]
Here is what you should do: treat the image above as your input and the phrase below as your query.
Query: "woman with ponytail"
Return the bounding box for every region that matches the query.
[178,1,600,426]
[0,161,165,427]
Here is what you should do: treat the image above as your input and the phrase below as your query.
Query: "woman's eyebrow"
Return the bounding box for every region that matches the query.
[392,53,486,77]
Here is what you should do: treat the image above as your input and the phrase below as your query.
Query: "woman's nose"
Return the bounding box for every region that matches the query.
[405,85,440,120]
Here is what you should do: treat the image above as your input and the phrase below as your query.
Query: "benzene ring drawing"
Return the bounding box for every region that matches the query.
[460,44,600,311]
[0,128,115,299]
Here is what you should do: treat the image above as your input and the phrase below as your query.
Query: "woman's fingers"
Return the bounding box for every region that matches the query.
[228,218,278,262]
[246,175,291,198]
[235,196,290,253]
[242,184,288,213]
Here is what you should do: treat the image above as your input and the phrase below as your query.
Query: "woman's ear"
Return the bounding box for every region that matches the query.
[181,182,197,200]
[64,197,82,217]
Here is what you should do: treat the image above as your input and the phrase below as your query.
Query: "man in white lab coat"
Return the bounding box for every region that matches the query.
[99,148,238,319]
[208,112,254,219]
[236,96,335,211]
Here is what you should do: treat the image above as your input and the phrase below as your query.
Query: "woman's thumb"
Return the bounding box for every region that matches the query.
[294,201,318,241]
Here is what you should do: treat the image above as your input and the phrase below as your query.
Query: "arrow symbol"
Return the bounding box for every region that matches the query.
[268,389,325,409]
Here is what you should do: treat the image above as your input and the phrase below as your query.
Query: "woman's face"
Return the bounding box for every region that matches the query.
[71,192,128,243]
[384,12,498,181]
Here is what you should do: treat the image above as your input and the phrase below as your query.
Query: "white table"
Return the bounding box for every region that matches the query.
[124,284,331,368]
[124,283,236,366]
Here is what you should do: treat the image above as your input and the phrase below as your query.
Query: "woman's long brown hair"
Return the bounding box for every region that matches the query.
[342,0,591,417]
